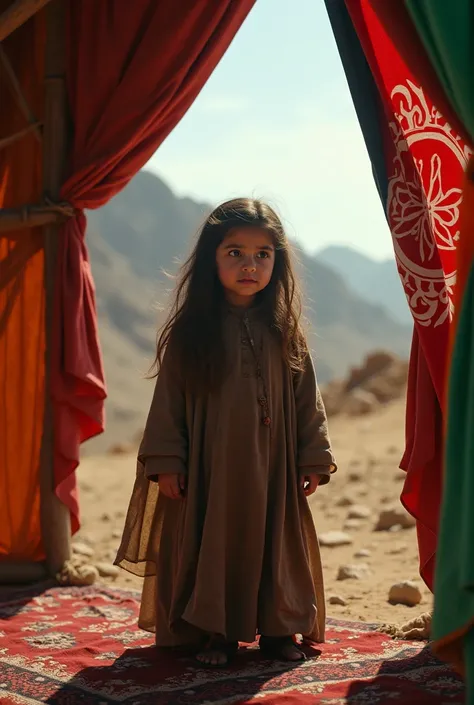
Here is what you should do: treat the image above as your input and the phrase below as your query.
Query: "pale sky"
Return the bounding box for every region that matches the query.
[147,0,393,261]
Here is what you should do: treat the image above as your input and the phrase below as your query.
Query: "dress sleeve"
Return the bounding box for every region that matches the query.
[293,353,337,485]
[138,346,188,480]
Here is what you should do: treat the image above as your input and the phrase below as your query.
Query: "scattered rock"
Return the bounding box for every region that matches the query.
[101,512,111,522]
[95,562,120,579]
[337,563,371,581]
[345,389,379,416]
[394,470,406,482]
[389,524,403,533]
[348,471,363,483]
[375,506,416,531]
[347,505,371,520]
[336,495,355,508]
[79,481,93,493]
[72,542,94,558]
[112,529,122,539]
[344,519,362,530]
[329,595,348,606]
[108,442,134,455]
[319,531,353,547]
[387,445,399,455]
[388,581,422,607]
[321,352,408,418]
[354,549,371,558]
[345,351,398,389]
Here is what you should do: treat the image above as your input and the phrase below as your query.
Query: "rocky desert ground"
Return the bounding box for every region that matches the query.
[71,352,432,628]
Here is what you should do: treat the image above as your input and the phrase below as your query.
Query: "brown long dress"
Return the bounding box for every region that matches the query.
[115,306,336,646]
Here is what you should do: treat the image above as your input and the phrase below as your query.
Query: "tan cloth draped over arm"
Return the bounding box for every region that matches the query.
[139,348,188,480]
[294,354,337,485]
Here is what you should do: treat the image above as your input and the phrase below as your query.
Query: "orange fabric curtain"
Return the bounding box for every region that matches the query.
[0,8,46,561]
[1,0,255,563]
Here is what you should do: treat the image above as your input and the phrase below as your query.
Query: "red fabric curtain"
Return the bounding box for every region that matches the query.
[0,8,46,561]
[400,330,443,589]
[53,0,255,533]
[345,0,471,589]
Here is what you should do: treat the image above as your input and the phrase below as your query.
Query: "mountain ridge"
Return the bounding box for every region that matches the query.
[316,244,410,324]
[84,170,411,451]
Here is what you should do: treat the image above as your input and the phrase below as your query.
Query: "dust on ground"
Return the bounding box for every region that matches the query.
[75,352,431,626]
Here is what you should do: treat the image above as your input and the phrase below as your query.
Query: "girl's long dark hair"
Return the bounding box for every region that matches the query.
[151,198,307,393]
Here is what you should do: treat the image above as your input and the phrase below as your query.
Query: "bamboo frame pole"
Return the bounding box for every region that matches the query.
[39,0,71,578]
[0,203,72,231]
[0,0,53,42]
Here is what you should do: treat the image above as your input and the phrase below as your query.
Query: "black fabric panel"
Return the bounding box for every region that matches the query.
[324,0,389,211]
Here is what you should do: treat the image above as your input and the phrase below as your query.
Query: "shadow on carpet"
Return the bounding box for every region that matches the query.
[0,584,464,704]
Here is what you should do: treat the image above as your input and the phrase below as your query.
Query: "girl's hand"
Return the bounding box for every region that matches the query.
[158,473,186,499]
[300,474,321,497]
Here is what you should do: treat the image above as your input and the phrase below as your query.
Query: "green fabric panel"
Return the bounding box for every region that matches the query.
[433,264,474,643]
[405,0,474,141]
[467,627,474,705]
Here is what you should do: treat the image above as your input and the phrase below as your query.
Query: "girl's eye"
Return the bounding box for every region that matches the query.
[229,249,241,257]
[257,251,269,259]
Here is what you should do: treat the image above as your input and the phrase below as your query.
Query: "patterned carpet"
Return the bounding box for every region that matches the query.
[0,584,464,704]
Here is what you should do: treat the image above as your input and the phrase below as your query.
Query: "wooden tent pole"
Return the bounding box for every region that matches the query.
[0,0,53,42]
[39,0,71,578]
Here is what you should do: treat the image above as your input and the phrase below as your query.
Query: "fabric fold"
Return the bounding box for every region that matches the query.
[329,0,470,592]
[50,0,255,535]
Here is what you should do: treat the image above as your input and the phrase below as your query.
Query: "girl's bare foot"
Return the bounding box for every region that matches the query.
[195,637,239,668]
[259,635,306,662]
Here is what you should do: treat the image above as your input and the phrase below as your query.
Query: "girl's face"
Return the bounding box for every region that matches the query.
[216,227,275,307]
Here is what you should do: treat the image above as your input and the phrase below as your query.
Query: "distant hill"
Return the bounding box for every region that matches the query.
[85,170,412,451]
[316,245,411,325]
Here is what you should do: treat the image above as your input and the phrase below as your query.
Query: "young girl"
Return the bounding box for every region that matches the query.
[115,198,336,667]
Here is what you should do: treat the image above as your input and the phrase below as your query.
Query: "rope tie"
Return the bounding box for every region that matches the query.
[43,197,76,219]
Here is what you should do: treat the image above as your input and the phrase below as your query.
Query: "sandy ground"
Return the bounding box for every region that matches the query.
[75,395,432,627]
